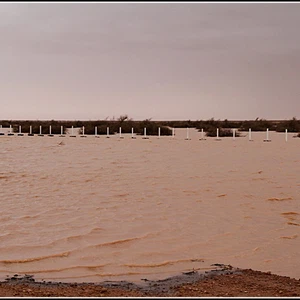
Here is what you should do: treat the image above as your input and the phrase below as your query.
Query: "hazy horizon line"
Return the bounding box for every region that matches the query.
[0,117,298,122]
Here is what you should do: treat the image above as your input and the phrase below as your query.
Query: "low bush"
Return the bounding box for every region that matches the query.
[239,118,275,131]
[205,128,241,137]
[275,118,300,132]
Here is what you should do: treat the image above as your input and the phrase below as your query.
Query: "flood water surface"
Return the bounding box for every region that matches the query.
[0,129,299,282]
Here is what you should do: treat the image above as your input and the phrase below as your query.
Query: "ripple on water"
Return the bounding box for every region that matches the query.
[0,135,300,281]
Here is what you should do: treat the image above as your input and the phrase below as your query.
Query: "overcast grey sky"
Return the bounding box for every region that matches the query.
[1,2,299,120]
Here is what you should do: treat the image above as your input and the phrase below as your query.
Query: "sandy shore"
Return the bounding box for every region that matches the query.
[1,266,300,297]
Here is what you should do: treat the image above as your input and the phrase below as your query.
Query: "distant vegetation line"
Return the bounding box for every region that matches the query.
[0,116,299,136]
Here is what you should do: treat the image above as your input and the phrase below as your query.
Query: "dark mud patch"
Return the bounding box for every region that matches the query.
[131,264,239,295]
[3,263,239,296]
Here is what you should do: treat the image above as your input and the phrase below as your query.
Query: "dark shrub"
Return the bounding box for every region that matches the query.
[239,118,275,131]
[205,128,241,137]
[275,117,300,132]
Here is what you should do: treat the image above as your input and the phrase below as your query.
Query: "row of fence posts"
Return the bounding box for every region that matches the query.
[0,125,291,141]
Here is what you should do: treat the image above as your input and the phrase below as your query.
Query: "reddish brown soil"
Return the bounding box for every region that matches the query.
[0,268,300,297]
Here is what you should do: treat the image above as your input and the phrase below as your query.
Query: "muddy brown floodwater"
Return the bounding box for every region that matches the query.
[0,128,299,290]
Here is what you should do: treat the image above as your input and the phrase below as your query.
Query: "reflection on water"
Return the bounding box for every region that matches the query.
[0,129,299,282]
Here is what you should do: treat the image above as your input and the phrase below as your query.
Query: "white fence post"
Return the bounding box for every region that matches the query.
[38,125,44,136]
[131,127,136,139]
[142,127,149,139]
[216,128,221,141]
[70,125,76,137]
[199,128,206,141]
[263,128,271,142]
[81,126,87,137]
[185,127,191,140]
[59,125,65,137]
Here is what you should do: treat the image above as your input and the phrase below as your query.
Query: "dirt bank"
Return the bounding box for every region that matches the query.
[1,265,300,297]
